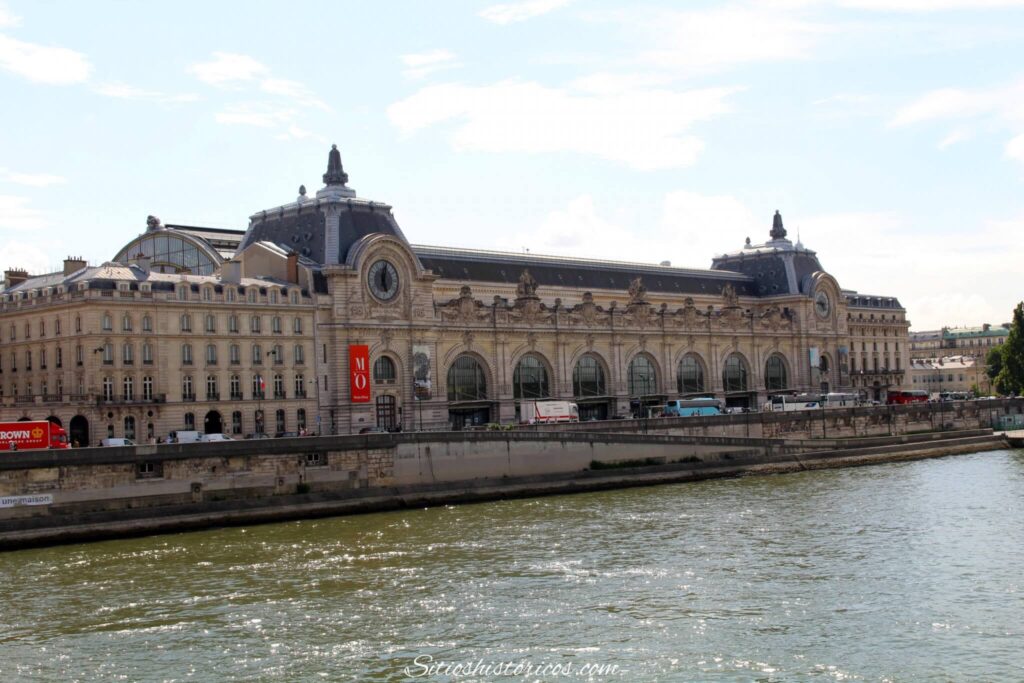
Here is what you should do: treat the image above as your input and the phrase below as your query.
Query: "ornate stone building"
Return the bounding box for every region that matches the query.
[0,145,911,439]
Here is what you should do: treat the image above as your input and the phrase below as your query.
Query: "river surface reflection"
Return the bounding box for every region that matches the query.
[1,449,1023,681]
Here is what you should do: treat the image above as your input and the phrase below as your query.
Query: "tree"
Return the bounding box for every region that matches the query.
[994,302,1024,396]
[985,345,1003,380]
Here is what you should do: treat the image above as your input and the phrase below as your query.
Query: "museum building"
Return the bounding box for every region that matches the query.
[0,145,910,441]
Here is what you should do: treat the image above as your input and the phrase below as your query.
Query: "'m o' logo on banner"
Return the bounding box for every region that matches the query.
[349,345,371,403]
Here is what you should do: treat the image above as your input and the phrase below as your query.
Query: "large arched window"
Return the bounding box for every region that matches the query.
[628,354,658,396]
[113,230,222,276]
[765,354,788,391]
[572,354,606,397]
[373,356,396,383]
[447,355,488,401]
[722,354,749,392]
[513,354,550,399]
[677,354,705,394]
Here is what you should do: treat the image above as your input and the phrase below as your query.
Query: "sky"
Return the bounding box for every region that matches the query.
[1,0,1023,331]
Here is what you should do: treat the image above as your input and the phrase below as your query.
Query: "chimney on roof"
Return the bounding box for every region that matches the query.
[63,256,86,276]
[286,251,299,284]
[222,260,241,285]
[131,254,152,274]
[3,268,28,287]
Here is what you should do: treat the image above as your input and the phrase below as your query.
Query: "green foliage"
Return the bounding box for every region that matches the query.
[994,302,1024,396]
[985,345,1004,380]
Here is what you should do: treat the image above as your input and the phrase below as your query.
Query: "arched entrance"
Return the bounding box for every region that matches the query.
[70,415,89,448]
[46,415,62,426]
[204,410,223,434]
[446,354,491,429]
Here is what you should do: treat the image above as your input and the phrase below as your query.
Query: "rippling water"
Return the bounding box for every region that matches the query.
[2,450,1024,682]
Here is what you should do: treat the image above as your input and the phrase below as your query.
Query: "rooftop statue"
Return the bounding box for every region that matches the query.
[323,144,349,186]
[770,210,787,240]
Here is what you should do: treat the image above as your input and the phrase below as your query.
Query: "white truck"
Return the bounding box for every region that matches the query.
[520,400,580,424]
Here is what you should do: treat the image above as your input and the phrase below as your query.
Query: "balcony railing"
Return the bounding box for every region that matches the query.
[252,391,265,400]
[182,393,196,402]
[230,392,244,400]
[274,391,287,399]
[206,392,220,401]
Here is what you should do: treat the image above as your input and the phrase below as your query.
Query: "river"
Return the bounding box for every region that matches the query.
[1,449,1023,682]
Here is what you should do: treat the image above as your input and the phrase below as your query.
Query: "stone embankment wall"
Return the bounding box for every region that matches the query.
[524,398,1024,440]
[0,400,1018,549]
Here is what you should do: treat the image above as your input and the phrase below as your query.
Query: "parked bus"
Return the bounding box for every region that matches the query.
[763,393,822,412]
[823,392,859,407]
[886,390,929,405]
[663,397,723,417]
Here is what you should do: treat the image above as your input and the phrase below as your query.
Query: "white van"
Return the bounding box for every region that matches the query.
[168,430,201,444]
[101,437,136,447]
[199,433,233,442]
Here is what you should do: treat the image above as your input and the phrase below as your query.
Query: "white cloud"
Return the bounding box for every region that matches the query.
[635,6,829,72]
[95,82,199,104]
[0,33,91,85]
[401,49,460,79]
[479,0,573,24]
[500,193,1022,330]
[890,78,1024,162]
[0,3,21,28]
[387,79,740,170]
[839,0,1024,10]
[1005,133,1024,161]
[188,52,268,86]
[214,103,296,128]
[274,125,326,143]
[938,129,971,150]
[0,168,66,187]
[496,191,759,267]
[0,195,50,231]
[259,78,329,109]
[0,240,57,275]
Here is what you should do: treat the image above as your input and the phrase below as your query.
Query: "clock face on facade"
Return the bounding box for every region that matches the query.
[368,259,400,301]
[814,290,831,318]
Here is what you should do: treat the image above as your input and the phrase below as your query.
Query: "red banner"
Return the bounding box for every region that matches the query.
[349,344,371,403]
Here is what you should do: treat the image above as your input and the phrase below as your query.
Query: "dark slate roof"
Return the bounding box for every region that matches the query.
[710,253,791,296]
[843,291,904,310]
[412,246,756,297]
[240,198,414,265]
[240,205,327,262]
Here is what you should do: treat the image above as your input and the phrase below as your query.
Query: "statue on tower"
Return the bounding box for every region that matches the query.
[770,210,787,240]
[323,144,349,186]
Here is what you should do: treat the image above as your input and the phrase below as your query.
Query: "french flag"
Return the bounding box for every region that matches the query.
[258,376,265,392]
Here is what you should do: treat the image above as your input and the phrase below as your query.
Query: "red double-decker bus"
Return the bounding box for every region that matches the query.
[886,390,929,405]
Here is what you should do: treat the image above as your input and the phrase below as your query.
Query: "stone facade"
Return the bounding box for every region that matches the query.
[1,146,912,436]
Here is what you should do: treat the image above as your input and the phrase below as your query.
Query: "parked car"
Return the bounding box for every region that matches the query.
[101,437,136,447]
[168,430,201,444]
[358,426,387,434]
[244,432,272,440]
[274,431,299,439]
[199,433,233,442]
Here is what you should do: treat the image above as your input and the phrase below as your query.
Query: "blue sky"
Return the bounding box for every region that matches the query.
[1,0,1023,330]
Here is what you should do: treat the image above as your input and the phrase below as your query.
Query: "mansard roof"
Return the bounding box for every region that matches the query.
[413,245,757,297]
